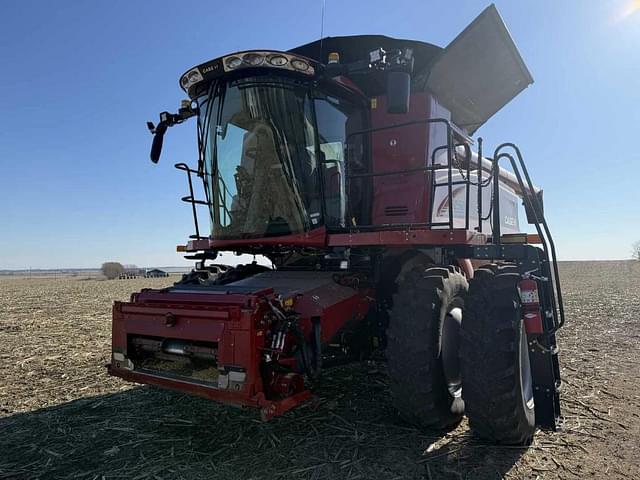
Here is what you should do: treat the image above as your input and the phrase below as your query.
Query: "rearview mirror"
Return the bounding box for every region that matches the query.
[150,127,166,163]
[386,71,410,114]
[525,189,544,224]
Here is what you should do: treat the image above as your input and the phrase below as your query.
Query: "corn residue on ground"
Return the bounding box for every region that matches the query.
[1,262,639,479]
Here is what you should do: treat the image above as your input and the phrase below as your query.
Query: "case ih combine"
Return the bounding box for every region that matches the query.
[109,5,564,444]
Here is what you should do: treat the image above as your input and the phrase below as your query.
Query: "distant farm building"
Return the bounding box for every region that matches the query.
[144,269,169,278]
[119,267,145,279]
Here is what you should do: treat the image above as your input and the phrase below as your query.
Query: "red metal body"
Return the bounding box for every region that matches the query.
[519,278,544,335]
[109,271,371,419]
[370,93,450,225]
[188,227,486,251]
[111,89,487,418]
[110,25,545,420]
[109,12,566,434]
[187,227,328,252]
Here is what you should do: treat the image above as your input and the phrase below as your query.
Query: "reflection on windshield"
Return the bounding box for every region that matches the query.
[203,76,319,239]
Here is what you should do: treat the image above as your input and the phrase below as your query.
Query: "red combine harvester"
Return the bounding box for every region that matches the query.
[109,5,564,444]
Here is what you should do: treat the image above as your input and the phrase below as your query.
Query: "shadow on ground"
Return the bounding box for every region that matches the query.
[0,365,524,479]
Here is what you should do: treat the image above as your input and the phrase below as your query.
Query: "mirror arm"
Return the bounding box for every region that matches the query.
[147,102,198,163]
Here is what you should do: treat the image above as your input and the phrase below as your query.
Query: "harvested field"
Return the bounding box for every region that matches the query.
[0,261,639,479]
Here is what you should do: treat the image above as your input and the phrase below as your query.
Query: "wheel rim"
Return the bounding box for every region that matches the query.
[520,328,535,410]
[442,306,462,397]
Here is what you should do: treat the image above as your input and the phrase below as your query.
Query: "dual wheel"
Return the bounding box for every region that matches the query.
[386,263,536,445]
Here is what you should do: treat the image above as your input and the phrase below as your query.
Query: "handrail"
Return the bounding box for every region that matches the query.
[175,163,202,239]
[345,117,475,231]
[492,144,565,334]
[175,162,233,240]
[347,117,473,145]
[175,122,564,337]
[182,117,478,238]
[477,138,483,233]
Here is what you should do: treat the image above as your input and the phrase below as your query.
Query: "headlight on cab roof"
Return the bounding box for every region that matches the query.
[291,58,310,71]
[221,51,315,75]
[267,54,288,66]
[242,53,264,66]
[225,56,242,69]
[180,68,204,90]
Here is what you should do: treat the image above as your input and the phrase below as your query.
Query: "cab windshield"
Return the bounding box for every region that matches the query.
[200,74,364,240]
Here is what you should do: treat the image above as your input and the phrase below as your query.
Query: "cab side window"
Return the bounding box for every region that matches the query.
[314,95,368,228]
[315,97,347,227]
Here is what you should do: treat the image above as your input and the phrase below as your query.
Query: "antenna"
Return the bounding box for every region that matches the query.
[319,0,326,62]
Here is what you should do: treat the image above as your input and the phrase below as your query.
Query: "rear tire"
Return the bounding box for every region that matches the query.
[387,265,468,429]
[460,264,536,445]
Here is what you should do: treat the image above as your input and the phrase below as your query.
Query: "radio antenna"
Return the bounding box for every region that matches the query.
[319,0,326,62]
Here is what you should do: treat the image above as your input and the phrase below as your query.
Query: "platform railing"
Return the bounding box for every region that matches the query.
[345,118,480,232]
[178,118,486,242]
[174,163,206,240]
[491,144,565,333]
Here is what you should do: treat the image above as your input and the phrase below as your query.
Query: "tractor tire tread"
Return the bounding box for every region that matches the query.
[387,265,468,430]
[461,264,536,445]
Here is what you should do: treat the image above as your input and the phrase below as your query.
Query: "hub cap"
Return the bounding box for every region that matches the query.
[520,328,535,410]
[442,306,463,397]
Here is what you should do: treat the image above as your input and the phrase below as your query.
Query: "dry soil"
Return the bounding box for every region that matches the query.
[0,261,638,479]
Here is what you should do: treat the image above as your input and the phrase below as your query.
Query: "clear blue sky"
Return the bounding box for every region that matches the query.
[1,0,639,269]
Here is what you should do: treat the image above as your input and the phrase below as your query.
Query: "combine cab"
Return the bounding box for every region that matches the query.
[109,4,564,444]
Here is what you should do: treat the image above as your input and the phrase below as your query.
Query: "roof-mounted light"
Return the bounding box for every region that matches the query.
[291,58,310,71]
[368,48,385,64]
[243,52,264,66]
[221,51,315,75]
[267,54,288,66]
[180,68,204,90]
[225,56,242,69]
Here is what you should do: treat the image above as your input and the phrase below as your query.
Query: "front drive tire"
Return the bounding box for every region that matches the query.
[387,265,468,429]
[460,264,536,445]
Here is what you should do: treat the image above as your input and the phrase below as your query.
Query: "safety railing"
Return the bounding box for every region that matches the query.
[174,163,218,241]
[177,120,561,324]
[344,118,479,232]
[491,144,565,334]
[175,162,235,241]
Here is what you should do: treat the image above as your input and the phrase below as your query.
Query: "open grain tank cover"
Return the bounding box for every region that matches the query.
[426,4,533,134]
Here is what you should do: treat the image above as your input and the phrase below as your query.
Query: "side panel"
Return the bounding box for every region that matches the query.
[368,93,450,226]
[431,170,521,234]
[226,271,372,342]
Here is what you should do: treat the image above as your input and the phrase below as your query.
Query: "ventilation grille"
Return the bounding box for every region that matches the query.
[384,205,409,217]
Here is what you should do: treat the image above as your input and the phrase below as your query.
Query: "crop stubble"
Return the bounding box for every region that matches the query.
[0,261,638,479]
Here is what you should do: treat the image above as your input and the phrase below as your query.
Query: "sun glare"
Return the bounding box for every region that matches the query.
[616,0,640,22]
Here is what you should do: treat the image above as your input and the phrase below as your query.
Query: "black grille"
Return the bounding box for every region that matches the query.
[384,205,409,216]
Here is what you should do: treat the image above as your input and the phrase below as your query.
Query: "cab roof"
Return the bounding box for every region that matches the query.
[289,35,441,98]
